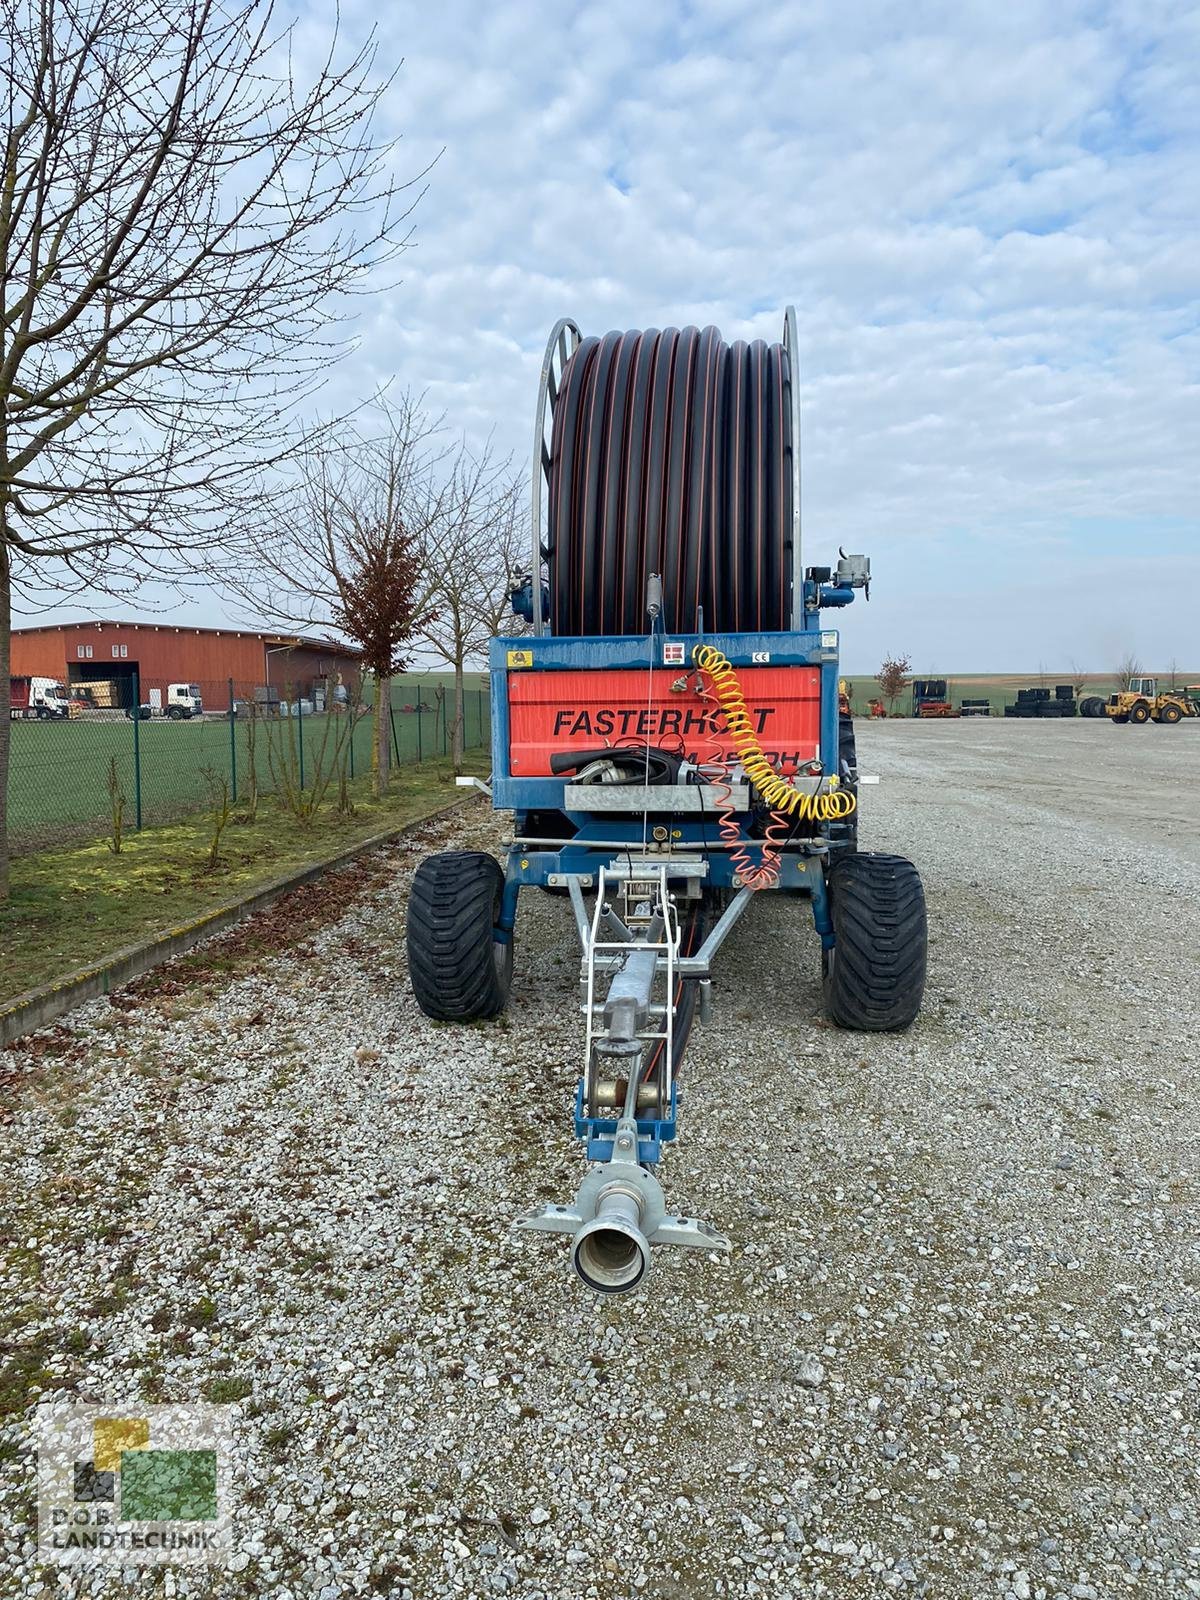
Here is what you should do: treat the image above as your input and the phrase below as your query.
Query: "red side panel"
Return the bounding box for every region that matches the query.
[507,667,820,775]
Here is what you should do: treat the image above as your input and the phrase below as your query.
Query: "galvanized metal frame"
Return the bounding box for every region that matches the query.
[533,873,794,982]
[581,864,681,1111]
[514,1111,730,1268]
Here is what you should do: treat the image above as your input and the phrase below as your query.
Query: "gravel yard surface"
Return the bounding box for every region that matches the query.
[1,719,1197,1598]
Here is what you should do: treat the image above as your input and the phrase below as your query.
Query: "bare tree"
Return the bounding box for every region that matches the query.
[0,0,422,897]
[1115,651,1143,691]
[418,445,523,772]
[104,755,125,855]
[262,683,357,823]
[875,654,912,717]
[201,768,231,870]
[240,703,261,823]
[241,412,519,783]
[236,398,440,794]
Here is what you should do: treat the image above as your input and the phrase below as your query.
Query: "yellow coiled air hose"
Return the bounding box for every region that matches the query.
[692,644,857,823]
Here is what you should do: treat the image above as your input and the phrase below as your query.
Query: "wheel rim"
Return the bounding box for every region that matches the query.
[491,885,512,982]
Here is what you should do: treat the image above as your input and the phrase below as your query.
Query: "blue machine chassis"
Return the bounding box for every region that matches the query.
[486,623,848,1171]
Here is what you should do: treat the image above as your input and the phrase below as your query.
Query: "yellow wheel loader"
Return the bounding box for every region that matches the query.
[1104,677,1196,725]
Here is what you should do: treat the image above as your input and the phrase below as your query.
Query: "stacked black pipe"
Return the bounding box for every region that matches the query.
[546,327,794,636]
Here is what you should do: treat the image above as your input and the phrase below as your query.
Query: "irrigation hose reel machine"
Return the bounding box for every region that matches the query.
[407,309,929,1295]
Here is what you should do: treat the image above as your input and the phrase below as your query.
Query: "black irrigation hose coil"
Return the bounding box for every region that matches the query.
[545,326,795,636]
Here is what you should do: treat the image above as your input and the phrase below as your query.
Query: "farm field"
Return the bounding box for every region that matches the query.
[841,669,1200,716]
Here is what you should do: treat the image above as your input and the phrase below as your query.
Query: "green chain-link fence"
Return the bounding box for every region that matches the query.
[6,673,490,856]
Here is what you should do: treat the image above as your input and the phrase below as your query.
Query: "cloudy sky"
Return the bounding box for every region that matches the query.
[40,0,1200,672]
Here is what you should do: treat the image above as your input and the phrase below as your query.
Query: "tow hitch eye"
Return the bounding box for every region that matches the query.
[515,1116,729,1295]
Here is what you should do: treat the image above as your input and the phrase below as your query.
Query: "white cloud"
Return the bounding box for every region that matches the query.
[31,0,1200,668]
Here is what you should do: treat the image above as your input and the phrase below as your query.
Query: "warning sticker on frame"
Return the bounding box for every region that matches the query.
[662,641,686,665]
[506,649,533,668]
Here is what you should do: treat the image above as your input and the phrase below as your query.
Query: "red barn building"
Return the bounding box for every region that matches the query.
[11,620,361,710]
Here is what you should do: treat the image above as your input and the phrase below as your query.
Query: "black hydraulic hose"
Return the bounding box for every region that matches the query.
[662,325,697,640]
[597,332,638,635]
[647,898,709,1083]
[548,335,597,633]
[548,745,683,783]
[723,339,745,631]
[547,323,793,636]
[682,325,719,631]
[619,328,659,625]
[641,327,677,632]
[580,332,620,634]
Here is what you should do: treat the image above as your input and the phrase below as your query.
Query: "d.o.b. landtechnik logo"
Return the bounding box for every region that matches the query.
[37,1403,233,1567]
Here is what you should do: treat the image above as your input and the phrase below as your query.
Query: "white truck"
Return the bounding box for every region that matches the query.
[164,683,204,720]
[10,675,71,719]
[127,683,205,720]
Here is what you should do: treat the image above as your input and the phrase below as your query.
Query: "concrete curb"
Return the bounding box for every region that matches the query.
[1,792,476,1050]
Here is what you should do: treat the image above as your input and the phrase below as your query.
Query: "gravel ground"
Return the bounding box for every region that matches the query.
[1,719,1198,1599]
